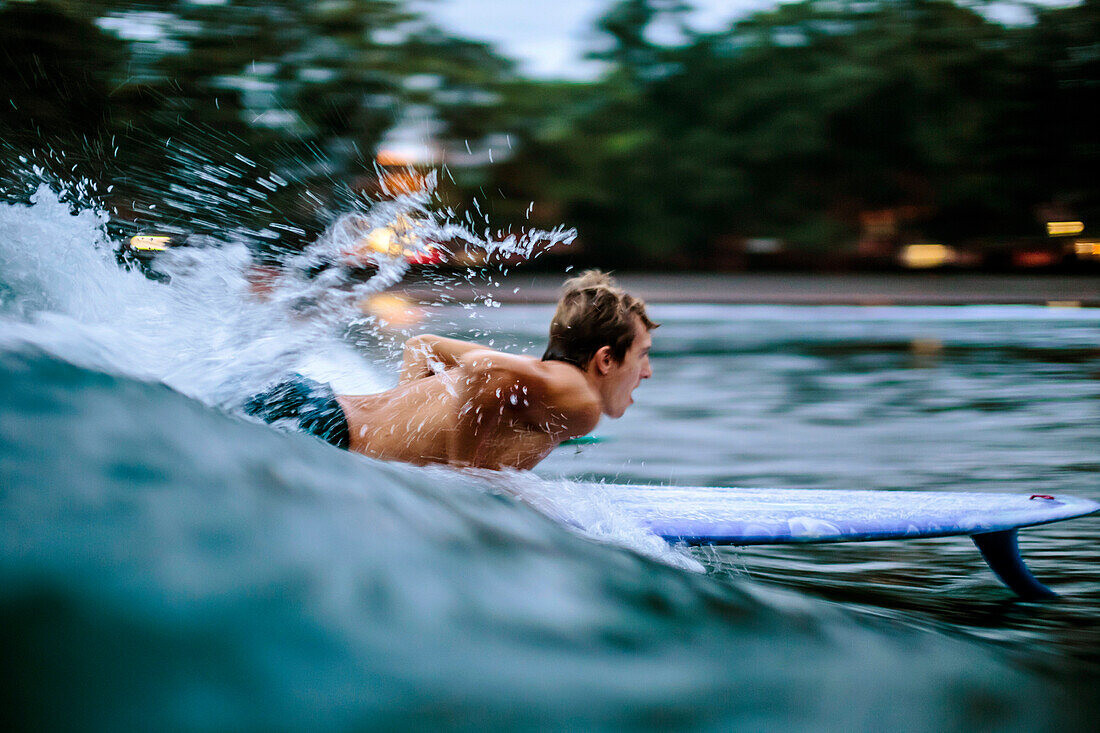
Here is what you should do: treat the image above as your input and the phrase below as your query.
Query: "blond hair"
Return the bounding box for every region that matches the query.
[541,270,657,369]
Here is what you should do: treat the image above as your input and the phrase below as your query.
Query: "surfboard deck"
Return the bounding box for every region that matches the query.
[592,485,1099,599]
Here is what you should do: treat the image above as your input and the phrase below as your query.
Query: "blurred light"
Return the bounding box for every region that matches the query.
[351,223,444,265]
[376,150,409,166]
[1012,249,1057,268]
[900,244,954,269]
[860,210,897,237]
[365,226,398,256]
[1073,240,1100,259]
[1047,221,1084,236]
[374,151,428,196]
[909,338,943,368]
[380,171,426,196]
[403,246,444,265]
[745,237,782,254]
[359,293,423,330]
[1046,301,1082,308]
[129,235,171,251]
[374,139,436,166]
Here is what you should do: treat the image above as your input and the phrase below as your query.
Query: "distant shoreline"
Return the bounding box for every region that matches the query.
[402,273,1100,307]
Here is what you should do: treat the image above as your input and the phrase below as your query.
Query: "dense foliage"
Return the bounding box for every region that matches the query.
[1,0,1097,267]
[497,0,1100,265]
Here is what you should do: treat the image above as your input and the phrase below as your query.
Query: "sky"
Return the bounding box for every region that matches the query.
[424,0,1075,80]
[425,0,782,79]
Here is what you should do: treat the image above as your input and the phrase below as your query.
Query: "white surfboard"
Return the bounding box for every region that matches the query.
[590,485,1099,599]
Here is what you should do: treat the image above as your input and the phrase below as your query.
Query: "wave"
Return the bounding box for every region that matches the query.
[0,185,394,403]
[0,328,1092,731]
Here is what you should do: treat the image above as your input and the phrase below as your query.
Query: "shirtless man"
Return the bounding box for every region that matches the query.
[244,270,657,470]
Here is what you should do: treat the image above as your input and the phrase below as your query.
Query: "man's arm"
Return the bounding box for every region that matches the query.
[398,334,492,384]
[448,352,600,468]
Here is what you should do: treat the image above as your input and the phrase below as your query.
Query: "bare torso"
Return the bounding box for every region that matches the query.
[335,356,599,470]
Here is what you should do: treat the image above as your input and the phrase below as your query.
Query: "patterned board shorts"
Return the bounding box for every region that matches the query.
[244,375,351,450]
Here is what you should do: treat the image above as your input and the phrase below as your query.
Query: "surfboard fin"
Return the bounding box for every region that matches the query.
[971,530,1057,600]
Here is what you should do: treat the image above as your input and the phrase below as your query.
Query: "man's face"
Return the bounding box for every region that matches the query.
[604,317,653,418]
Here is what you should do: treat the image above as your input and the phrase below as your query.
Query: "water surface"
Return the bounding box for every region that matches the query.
[2,191,1098,730]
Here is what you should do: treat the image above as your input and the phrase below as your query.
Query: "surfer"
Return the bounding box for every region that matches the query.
[244,270,657,469]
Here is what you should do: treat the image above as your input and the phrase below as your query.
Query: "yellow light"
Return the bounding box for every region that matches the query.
[130,235,171,251]
[365,227,396,255]
[1047,221,1085,236]
[900,244,954,269]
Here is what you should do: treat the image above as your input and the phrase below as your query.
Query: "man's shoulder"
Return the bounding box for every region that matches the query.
[531,360,601,429]
[463,351,599,422]
[465,350,573,382]
[489,354,591,394]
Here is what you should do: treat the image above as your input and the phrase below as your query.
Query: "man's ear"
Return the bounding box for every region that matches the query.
[593,345,614,375]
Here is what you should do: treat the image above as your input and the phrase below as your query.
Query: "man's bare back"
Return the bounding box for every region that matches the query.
[336,340,603,470]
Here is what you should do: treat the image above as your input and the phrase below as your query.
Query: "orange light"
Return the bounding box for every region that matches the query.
[1073,240,1100,259]
[359,293,424,329]
[380,171,425,196]
[376,150,409,166]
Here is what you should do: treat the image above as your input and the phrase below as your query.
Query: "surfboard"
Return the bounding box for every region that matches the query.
[592,485,1099,599]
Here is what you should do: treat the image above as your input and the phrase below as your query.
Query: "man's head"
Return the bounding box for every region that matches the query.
[542,270,658,417]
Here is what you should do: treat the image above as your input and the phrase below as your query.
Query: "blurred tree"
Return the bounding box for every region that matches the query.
[501,0,1032,265]
[481,0,700,267]
[4,0,1096,268]
[1016,0,1100,227]
[592,0,691,84]
[25,0,521,247]
[106,1,413,171]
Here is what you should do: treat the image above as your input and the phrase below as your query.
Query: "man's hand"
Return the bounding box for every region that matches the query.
[399,334,488,384]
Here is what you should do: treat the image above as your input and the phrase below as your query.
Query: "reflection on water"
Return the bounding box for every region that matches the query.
[448,304,1100,667]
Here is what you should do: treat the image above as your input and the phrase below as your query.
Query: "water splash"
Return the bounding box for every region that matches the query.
[476,469,706,573]
[0,166,694,575]
[0,142,573,408]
